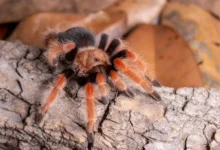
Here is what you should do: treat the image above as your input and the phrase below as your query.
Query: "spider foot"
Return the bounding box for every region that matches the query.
[87,132,94,150]
[100,97,108,105]
[123,89,134,98]
[35,112,44,124]
[152,80,162,87]
[150,91,161,101]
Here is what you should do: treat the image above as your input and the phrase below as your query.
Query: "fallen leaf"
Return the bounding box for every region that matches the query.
[126,24,204,88]
[162,2,220,88]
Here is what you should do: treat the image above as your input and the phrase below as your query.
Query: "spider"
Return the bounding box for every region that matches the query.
[37,27,161,146]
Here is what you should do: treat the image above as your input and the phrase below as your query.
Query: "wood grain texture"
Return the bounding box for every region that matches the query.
[125,24,204,88]
[161,2,220,89]
[0,40,220,150]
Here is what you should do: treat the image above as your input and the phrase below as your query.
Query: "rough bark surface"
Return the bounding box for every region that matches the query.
[0,40,220,150]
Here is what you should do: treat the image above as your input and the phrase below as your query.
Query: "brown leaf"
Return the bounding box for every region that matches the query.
[162,2,220,88]
[125,24,204,88]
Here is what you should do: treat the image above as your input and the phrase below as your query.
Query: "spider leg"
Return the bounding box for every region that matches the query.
[125,50,161,87]
[114,58,161,101]
[46,37,76,65]
[110,70,134,97]
[111,50,161,87]
[36,74,67,123]
[106,38,121,56]
[98,34,108,50]
[96,73,109,104]
[85,83,95,143]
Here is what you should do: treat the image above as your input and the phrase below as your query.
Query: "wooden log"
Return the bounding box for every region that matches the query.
[8,0,166,48]
[0,40,220,150]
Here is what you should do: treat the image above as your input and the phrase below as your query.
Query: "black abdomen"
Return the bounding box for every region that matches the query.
[57,27,96,48]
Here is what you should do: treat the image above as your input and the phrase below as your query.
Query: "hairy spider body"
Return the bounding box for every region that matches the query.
[37,27,161,147]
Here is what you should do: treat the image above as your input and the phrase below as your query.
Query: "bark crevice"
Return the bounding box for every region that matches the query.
[0,40,220,150]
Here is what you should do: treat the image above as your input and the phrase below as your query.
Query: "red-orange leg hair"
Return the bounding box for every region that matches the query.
[85,83,95,142]
[47,40,76,65]
[110,70,134,97]
[37,74,67,122]
[126,50,161,87]
[114,58,161,100]
[96,73,109,104]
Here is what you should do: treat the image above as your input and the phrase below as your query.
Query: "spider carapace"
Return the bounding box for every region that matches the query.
[37,27,161,146]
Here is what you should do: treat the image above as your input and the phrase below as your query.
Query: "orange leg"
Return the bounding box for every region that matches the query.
[36,74,67,122]
[85,83,95,142]
[126,50,161,87]
[114,58,161,100]
[110,70,134,97]
[47,40,76,65]
[96,73,109,104]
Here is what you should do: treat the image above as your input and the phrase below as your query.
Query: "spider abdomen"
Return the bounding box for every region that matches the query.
[57,27,96,49]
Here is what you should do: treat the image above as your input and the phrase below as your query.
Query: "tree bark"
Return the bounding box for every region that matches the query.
[0,40,220,150]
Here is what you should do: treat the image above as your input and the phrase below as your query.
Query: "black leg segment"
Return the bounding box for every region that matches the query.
[110,50,127,62]
[98,34,108,50]
[106,38,120,56]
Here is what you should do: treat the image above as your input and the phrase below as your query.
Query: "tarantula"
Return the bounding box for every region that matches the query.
[37,27,161,145]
